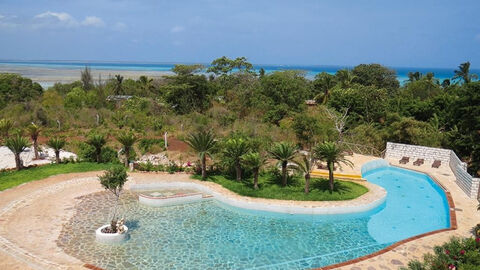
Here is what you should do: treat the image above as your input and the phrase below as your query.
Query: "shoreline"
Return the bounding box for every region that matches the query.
[0,64,172,88]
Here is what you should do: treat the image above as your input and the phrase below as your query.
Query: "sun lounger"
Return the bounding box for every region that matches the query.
[432,160,441,168]
[413,158,424,166]
[399,156,410,164]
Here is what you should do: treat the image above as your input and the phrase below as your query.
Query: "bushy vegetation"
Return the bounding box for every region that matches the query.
[401,237,480,270]
[0,57,479,176]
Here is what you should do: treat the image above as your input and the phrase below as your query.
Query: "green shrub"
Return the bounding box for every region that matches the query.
[401,237,480,270]
[78,143,119,163]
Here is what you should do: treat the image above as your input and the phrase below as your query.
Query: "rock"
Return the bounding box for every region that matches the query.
[391,259,404,265]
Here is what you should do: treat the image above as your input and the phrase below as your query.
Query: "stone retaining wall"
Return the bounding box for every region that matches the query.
[385,142,479,199]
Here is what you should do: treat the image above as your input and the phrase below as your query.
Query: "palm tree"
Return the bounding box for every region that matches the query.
[222,138,250,181]
[406,71,422,83]
[268,142,298,186]
[47,137,66,164]
[138,76,154,92]
[290,153,315,194]
[113,75,124,95]
[26,123,41,160]
[5,135,30,170]
[313,72,337,104]
[86,134,106,163]
[241,152,267,189]
[116,132,137,167]
[335,69,357,88]
[453,62,478,84]
[184,130,217,180]
[314,142,353,192]
[0,118,13,139]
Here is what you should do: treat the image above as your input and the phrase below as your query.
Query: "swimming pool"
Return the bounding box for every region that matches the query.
[57,164,450,269]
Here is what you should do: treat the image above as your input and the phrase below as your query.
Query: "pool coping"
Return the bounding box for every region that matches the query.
[128,180,387,215]
[313,164,457,270]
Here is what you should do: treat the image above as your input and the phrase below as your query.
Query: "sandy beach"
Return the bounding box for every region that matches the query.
[0,64,172,88]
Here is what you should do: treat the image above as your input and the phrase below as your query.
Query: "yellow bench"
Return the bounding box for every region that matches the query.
[310,170,365,181]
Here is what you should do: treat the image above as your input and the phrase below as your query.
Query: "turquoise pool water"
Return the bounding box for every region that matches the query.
[58,166,450,269]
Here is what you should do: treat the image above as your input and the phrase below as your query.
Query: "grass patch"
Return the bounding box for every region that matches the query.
[0,162,115,191]
[192,173,368,201]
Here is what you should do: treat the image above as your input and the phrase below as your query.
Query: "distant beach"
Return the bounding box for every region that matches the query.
[0,60,476,89]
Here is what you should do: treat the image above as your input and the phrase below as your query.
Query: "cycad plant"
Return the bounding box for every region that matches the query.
[47,137,66,164]
[268,142,298,186]
[116,132,137,167]
[314,142,353,192]
[5,134,30,170]
[222,138,250,181]
[241,152,267,189]
[27,123,41,160]
[291,153,315,194]
[184,130,217,180]
[86,134,106,163]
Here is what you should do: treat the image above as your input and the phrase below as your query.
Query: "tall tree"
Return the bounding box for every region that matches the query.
[113,75,124,95]
[116,132,137,167]
[5,135,30,170]
[241,152,267,189]
[86,134,107,163]
[222,138,250,181]
[47,137,66,164]
[314,142,353,192]
[269,142,298,186]
[26,123,41,160]
[352,63,399,93]
[81,66,93,90]
[453,62,478,84]
[184,130,217,180]
[207,56,254,75]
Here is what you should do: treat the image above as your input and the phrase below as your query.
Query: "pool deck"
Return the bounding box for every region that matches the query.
[0,155,478,270]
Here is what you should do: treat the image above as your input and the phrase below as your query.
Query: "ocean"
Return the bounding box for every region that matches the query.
[0,60,477,87]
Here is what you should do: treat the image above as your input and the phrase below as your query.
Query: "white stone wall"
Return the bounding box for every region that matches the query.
[385,142,479,199]
[385,142,451,162]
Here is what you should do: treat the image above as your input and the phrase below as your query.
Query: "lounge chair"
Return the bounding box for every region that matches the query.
[432,160,441,168]
[413,158,424,166]
[399,156,410,164]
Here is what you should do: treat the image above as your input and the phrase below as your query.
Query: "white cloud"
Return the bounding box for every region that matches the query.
[33,11,107,29]
[170,25,185,33]
[81,16,105,27]
[34,11,78,27]
[0,14,19,29]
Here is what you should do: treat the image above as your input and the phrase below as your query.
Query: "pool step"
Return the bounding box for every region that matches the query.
[202,194,214,199]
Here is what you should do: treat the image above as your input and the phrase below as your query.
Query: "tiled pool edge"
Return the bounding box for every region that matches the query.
[313,167,458,270]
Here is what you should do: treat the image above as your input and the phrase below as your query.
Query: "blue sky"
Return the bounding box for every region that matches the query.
[0,0,479,68]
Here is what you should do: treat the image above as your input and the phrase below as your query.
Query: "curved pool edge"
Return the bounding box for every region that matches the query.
[128,177,387,215]
[313,160,458,270]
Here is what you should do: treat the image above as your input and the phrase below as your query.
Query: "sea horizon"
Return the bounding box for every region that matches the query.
[1,59,478,88]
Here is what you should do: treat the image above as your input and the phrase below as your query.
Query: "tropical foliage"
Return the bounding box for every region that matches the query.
[314,142,353,192]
